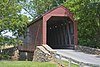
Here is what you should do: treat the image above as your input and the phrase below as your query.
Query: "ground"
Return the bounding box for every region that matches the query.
[0,61,79,67]
[0,61,57,67]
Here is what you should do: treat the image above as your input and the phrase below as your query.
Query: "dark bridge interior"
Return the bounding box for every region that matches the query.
[47,16,74,49]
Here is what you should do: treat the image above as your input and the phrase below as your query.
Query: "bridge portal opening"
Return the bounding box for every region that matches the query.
[47,16,74,49]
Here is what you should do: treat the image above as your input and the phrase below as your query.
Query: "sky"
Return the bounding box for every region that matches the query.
[2,31,15,38]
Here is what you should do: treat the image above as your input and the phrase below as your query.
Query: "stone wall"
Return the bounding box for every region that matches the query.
[0,47,19,60]
[33,45,56,62]
[76,46,100,55]
[11,49,19,60]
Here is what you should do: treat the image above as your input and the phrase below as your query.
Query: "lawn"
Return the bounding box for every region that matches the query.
[0,61,79,67]
[62,60,79,67]
[55,59,79,67]
[0,61,57,67]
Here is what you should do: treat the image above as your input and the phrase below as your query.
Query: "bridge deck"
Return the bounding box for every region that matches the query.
[55,49,100,65]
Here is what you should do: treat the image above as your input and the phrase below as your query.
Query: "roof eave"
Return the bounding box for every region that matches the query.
[28,16,43,27]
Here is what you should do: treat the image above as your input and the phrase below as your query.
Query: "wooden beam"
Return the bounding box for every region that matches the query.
[67,23,72,46]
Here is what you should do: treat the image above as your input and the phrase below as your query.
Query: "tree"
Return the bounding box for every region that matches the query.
[64,0,100,48]
[18,0,66,19]
[0,0,28,46]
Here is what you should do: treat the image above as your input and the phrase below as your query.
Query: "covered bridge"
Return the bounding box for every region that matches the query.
[19,5,78,53]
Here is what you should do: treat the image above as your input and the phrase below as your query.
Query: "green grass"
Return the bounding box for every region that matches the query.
[57,60,79,67]
[0,60,79,67]
[71,64,79,67]
[0,61,57,67]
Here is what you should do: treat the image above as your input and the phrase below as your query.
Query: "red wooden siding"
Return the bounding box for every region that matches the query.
[29,19,43,51]
[42,6,77,46]
[19,5,78,51]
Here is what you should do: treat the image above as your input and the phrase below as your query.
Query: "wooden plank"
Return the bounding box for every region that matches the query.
[36,46,50,55]
[42,45,56,52]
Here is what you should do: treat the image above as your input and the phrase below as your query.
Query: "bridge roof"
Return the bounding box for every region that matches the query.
[28,5,74,27]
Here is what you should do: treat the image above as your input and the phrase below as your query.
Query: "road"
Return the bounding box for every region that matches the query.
[55,49,100,66]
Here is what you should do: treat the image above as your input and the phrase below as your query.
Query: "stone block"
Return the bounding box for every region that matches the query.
[33,45,56,62]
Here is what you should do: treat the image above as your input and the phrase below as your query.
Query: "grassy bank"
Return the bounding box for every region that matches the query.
[0,61,79,67]
[0,61,57,67]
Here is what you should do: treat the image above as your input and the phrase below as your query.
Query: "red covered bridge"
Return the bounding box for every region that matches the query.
[19,5,78,53]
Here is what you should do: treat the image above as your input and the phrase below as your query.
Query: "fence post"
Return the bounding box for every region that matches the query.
[53,52,56,62]
[80,62,84,67]
[25,52,28,61]
[0,49,2,53]
[59,54,62,60]
[68,58,71,67]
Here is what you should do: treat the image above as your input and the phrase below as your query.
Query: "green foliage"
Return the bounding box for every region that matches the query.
[0,36,23,46]
[1,0,99,48]
[18,0,65,19]
[0,53,10,60]
[64,0,100,48]
[0,0,28,46]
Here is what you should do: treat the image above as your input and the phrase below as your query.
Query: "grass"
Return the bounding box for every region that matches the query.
[62,60,79,67]
[0,61,57,67]
[0,60,79,67]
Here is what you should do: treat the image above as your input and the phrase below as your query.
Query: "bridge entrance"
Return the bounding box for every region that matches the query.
[47,16,74,49]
